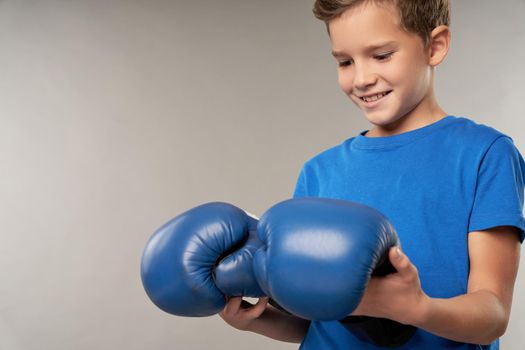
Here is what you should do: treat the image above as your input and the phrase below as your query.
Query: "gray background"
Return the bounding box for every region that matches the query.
[0,0,523,349]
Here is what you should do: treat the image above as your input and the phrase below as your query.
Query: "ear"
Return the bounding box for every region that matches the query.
[428,25,451,67]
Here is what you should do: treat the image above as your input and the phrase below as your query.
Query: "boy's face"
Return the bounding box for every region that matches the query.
[329,2,437,135]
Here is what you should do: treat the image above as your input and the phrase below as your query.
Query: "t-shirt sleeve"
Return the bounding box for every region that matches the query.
[468,136,525,243]
[292,167,309,198]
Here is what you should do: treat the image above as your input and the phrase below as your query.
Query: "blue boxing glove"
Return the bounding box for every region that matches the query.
[253,197,416,347]
[141,202,266,317]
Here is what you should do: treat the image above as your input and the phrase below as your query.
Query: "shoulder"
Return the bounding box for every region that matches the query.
[301,138,355,172]
[448,116,511,146]
[445,116,517,159]
[293,139,354,197]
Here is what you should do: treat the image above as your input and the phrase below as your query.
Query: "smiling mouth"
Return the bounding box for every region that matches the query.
[360,90,392,103]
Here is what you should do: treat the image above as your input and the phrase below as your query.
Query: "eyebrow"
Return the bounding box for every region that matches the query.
[331,41,397,57]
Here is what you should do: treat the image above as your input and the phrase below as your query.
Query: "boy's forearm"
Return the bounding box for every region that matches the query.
[414,290,507,345]
[246,305,310,343]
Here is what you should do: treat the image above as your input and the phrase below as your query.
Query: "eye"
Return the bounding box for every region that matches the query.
[338,59,353,67]
[374,52,394,61]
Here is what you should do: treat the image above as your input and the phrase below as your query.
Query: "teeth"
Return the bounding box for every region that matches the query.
[362,92,388,102]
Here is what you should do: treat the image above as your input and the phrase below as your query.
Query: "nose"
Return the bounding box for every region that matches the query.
[353,63,377,91]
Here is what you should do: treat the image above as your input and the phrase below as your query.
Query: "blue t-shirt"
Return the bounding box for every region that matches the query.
[293,116,525,350]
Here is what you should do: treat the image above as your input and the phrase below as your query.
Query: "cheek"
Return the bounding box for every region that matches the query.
[338,72,353,94]
[391,62,429,99]
[407,68,431,103]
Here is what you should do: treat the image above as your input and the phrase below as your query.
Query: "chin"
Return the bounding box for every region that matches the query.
[364,112,402,128]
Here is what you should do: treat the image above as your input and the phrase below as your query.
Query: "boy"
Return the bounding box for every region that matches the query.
[219,0,525,349]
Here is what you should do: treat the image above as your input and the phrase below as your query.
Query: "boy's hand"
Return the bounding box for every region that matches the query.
[219,296,269,331]
[351,247,430,325]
